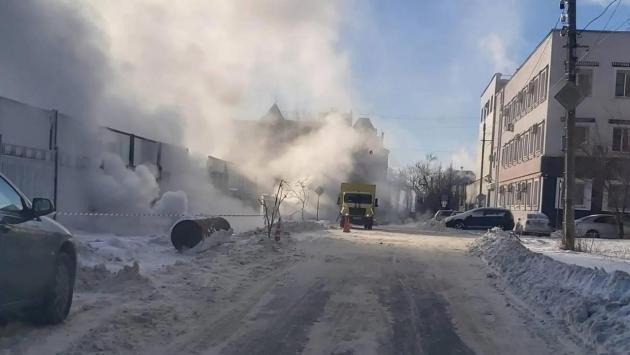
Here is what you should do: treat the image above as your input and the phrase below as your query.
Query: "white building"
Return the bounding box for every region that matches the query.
[478,29,630,225]
[478,73,509,206]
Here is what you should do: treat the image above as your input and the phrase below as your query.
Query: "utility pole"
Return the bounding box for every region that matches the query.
[563,0,577,250]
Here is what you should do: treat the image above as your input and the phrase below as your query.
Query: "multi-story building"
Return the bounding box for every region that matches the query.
[478,73,509,207]
[479,29,630,225]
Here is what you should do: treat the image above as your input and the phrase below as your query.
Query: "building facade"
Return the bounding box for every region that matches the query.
[479,30,630,225]
[478,73,508,207]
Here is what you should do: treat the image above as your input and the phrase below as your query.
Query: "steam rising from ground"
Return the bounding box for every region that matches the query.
[84,0,356,156]
[0,1,364,219]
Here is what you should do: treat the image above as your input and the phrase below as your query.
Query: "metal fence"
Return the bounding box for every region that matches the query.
[0,139,55,201]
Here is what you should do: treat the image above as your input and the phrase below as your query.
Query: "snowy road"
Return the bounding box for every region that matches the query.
[1,226,584,355]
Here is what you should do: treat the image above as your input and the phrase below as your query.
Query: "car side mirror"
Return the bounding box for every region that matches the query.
[374,198,379,207]
[337,196,341,206]
[32,198,55,217]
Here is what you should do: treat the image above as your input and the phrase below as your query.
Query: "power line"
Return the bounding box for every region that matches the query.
[582,0,619,31]
[603,0,623,30]
[548,13,630,95]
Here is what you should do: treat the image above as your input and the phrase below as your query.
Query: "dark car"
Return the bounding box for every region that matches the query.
[444,208,514,230]
[0,173,76,324]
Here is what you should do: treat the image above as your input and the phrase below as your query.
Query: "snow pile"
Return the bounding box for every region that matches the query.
[76,262,150,293]
[75,232,186,272]
[471,231,630,355]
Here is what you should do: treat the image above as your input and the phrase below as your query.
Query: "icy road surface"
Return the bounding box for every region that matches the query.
[1,227,584,355]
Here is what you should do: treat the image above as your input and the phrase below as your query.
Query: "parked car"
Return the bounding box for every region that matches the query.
[0,173,76,324]
[575,214,630,239]
[522,212,554,236]
[444,208,515,230]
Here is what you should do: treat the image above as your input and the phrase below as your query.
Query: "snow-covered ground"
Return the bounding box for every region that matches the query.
[374,214,486,236]
[520,236,630,274]
[0,223,585,355]
[472,231,630,355]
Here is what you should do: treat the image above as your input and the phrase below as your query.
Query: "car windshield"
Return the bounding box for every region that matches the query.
[0,177,24,212]
[344,193,372,204]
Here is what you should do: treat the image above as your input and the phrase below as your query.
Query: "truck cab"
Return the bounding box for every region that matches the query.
[338,183,378,229]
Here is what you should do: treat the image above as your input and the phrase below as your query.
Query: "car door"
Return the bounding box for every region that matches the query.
[482,209,503,228]
[466,209,485,228]
[0,177,52,306]
[0,176,31,306]
[593,216,616,238]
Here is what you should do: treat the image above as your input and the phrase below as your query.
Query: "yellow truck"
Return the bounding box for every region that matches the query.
[337,182,378,230]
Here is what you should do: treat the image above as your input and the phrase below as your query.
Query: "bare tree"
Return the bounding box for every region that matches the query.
[579,141,630,238]
[259,179,288,239]
[289,179,310,221]
[603,157,630,239]
[405,154,472,213]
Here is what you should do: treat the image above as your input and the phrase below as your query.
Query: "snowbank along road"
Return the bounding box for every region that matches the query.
[1,224,586,355]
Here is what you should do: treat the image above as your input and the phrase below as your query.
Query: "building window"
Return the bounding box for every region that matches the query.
[575,181,585,206]
[541,67,549,98]
[533,179,540,209]
[606,185,630,210]
[512,140,516,163]
[612,127,630,152]
[525,132,530,157]
[575,126,590,147]
[577,69,593,97]
[615,71,630,97]
[534,123,544,153]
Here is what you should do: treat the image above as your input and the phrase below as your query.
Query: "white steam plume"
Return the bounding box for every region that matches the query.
[1,1,368,223]
[81,0,356,156]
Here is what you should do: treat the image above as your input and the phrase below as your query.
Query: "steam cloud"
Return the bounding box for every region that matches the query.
[0,0,366,220]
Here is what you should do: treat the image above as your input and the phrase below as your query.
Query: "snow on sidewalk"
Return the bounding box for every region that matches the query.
[520,236,630,274]
[471,231,630,355]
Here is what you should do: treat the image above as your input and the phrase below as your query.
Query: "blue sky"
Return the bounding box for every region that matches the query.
[340,0,630,169]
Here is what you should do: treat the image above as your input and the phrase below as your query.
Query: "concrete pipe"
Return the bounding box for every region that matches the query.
[170,217,231,251]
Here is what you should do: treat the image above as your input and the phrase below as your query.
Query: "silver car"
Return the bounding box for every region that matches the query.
[574,214,630,239]
[522,213,554,236]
